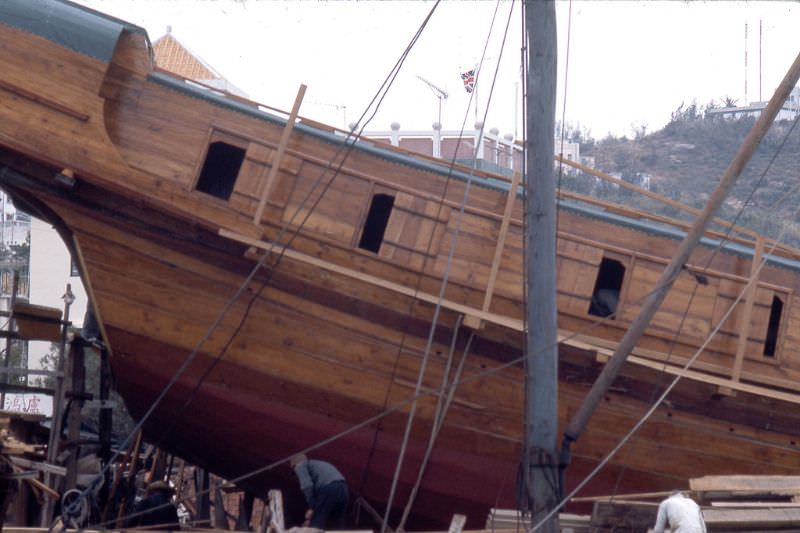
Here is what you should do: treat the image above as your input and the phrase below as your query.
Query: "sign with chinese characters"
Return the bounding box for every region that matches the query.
[3,394,52,416]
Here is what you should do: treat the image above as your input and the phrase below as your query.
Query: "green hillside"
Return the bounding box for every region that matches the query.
[567,108,800,247]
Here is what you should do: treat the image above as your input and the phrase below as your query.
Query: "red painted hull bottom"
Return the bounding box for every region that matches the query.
[107,327,675,529]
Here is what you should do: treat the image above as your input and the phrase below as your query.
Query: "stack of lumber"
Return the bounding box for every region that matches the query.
[690,475,800,531]
[486,508,591,532]
[549,476,800,532]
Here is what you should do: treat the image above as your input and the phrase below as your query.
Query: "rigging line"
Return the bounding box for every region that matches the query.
[380,1,513,530]
[94,226,799,532]
[347,0,486,499]
[397,327,476,531]
[99,2,443,528]
[170,0,441,441]
[396,4,519,526]
[68,2,443,525]
[552,114,800,511]
[103,221,799,531]
[101,133,800,528]
[606,113,800,500]
[554,0,574,235]
[607,281,702,501]
[166,0,444,440]
[529,232,788,533]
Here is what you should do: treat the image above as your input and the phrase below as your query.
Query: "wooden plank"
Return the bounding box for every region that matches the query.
[570,491,673,503]
[701,506,800,526]
[476,171,520,328]
[593,350,800,402]
[219,228,522,331]
[447,513,466,533]
[690,475,800,492]
[254,84,306,224]
[7,456,66,477]
[730,236,765,386]
[267,489,284,533]
[710,501,800,508]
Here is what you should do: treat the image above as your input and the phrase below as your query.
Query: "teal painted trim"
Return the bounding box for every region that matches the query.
[146,74,799,273]
[0,0,146,62]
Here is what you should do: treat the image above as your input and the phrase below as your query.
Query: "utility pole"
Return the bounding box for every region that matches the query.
[523,1,559,532]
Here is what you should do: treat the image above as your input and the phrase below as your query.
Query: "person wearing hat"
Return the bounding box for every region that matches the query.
[289,454,348,530]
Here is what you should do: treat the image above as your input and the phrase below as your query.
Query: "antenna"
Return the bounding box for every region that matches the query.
[744,22,748,104]
[416,75,448,125]
[759,19,763,101]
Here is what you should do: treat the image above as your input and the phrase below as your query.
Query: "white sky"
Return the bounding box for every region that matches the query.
[74,0,800,139]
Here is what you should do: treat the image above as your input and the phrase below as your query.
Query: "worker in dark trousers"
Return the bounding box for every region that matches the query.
[290,454,349,530]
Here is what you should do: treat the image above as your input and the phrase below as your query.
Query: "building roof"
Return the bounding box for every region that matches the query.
[152,29,247,98]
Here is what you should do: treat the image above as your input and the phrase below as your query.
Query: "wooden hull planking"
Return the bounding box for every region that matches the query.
[1,1,800,527]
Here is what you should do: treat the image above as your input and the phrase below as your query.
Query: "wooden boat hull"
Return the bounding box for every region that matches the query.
[2,1,800,528]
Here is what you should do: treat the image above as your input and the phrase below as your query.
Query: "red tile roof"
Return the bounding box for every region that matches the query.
[152,32,218,81]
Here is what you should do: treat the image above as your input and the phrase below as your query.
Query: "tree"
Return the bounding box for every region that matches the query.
[723,96,738,108]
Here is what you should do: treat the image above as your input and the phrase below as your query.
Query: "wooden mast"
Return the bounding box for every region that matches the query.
[523,0,559,531]
[562,49,800,463]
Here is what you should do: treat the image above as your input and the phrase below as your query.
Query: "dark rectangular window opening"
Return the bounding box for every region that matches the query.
[196,141,245,200]
[588,257,626,319]
[358,193,395,253]
[763,295,783,357]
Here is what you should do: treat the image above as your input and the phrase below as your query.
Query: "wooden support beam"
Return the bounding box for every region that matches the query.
[268,489,284,533]
[594,350,800,404]
[721,235,765,396]
[448,513,466,533]
[570,490,674,503]
[466,171,521,331]
[253,84,307,224]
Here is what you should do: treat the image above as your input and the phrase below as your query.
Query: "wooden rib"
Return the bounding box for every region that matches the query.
[253,84,306,224]
[725,235,765,393]
[467,171,521,330]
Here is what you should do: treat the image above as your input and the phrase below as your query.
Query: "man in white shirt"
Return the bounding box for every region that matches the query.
[653,491,706,533]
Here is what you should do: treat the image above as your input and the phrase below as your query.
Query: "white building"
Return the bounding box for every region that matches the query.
[4,217,88,416]
[706,86,800,121]
[361,123,585,177]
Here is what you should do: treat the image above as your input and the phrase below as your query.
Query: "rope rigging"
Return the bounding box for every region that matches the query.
[381,1,520,530]
[58,4,800,532]
[88,206,800,531]
[529,109,800,532]
[607,101,800,502]
[65,1,443,528]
